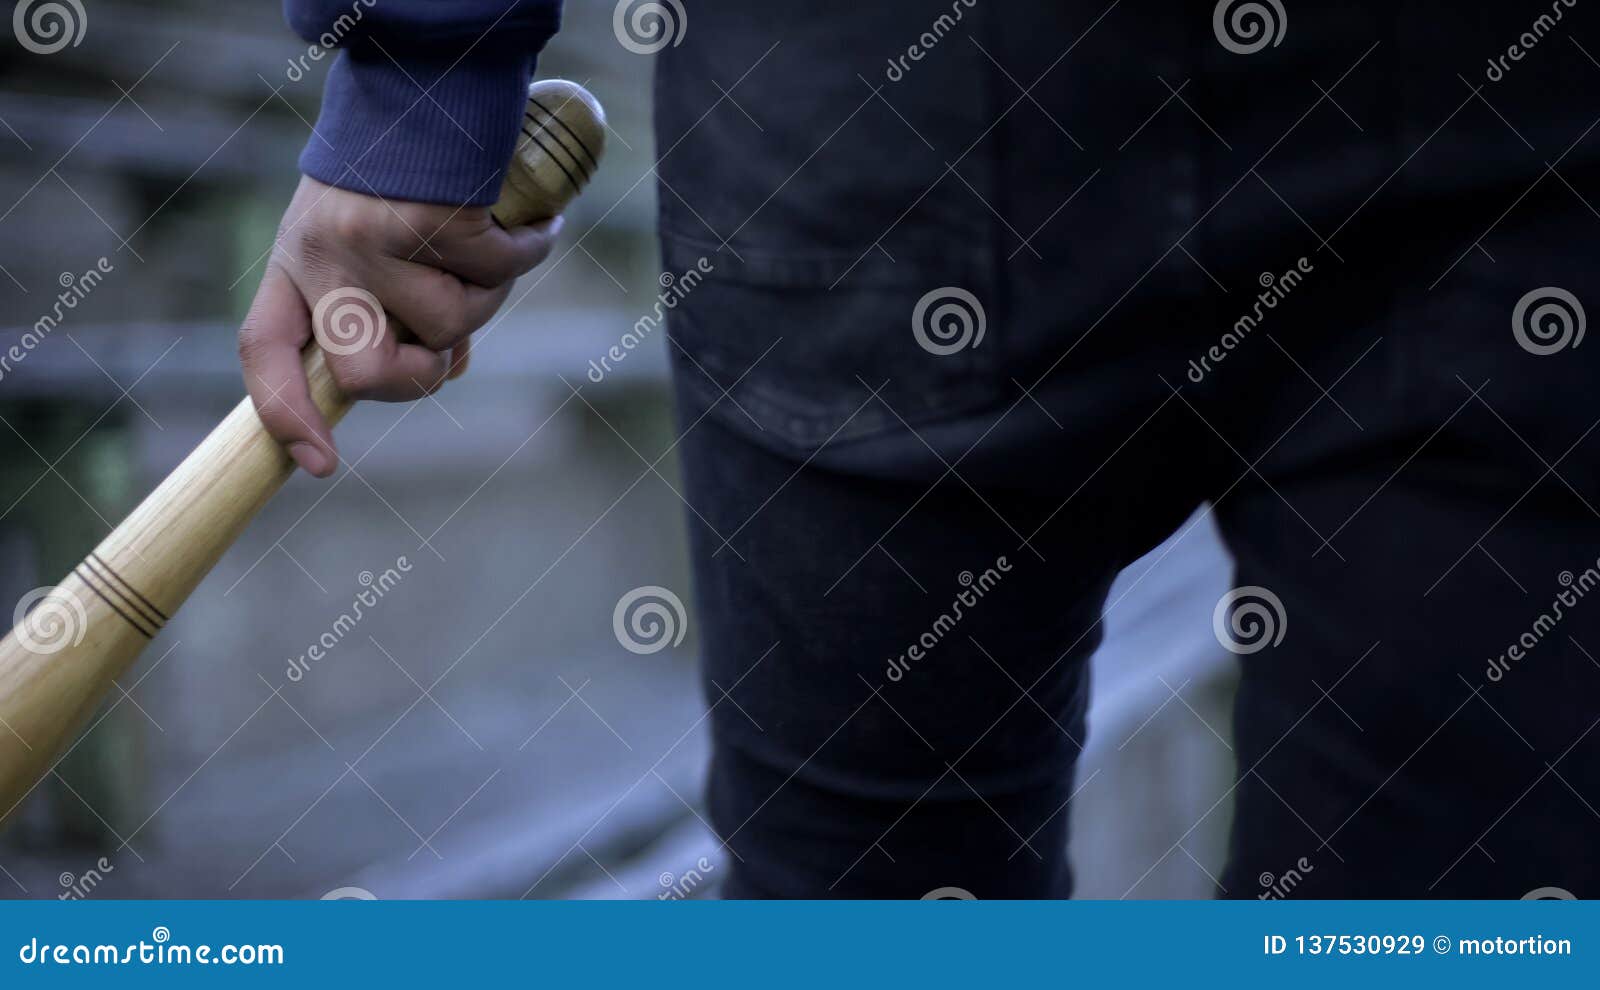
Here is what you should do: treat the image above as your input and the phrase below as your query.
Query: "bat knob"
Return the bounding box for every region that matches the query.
[491,79,607,228]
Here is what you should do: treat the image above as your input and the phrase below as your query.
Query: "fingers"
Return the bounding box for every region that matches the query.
[256,178,567,432]
[238,265,338,477]
[322,338,452,403]
[375,261,513,352]
[430,214,563,287]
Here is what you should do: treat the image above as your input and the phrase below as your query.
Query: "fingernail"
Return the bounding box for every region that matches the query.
[288,441,331,477]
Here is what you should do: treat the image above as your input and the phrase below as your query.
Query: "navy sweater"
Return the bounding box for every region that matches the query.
[284,0,563,206]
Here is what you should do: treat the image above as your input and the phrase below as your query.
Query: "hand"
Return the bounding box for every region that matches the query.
[238,176,561,477]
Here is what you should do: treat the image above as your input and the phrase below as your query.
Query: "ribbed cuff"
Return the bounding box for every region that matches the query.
[299,44,539,206]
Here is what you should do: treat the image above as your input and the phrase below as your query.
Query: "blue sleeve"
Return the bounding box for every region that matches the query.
[284,0,564,206]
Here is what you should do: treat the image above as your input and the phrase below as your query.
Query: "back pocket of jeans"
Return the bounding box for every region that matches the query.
[652,0,1009,455]
[660,231,1005,455]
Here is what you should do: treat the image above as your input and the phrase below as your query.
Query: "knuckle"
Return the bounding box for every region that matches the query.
[236,325,268,363]
[296,232,344,288]
[329,359,377,396]
[419,288,472,346]
[327,201,374,245]
[298,225,333,263]
[398,202,444,236]
[443,302,475,342]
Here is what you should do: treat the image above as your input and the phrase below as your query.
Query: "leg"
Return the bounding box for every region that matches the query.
[1220,468,1600,898]
[1216,199,1600,898]
[653,0,1218,897]
[676,401,1114,898]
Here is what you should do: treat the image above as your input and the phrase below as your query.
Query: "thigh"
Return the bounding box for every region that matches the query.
[1219,474,1600,899]
[675,391,1182,898]
[1215,199,1600,898]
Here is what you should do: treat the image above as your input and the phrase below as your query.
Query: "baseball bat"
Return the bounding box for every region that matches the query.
[0,79,606,822]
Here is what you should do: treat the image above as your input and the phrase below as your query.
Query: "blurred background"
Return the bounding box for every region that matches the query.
[0,0,1239,899]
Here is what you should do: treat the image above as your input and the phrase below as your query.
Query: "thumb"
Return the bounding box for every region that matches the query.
[238,265,339,477]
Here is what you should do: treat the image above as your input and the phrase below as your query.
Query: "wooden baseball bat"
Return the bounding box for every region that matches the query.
[0,79,606,821]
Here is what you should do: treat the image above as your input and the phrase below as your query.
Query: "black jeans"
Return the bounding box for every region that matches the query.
[655,1,1600,897]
